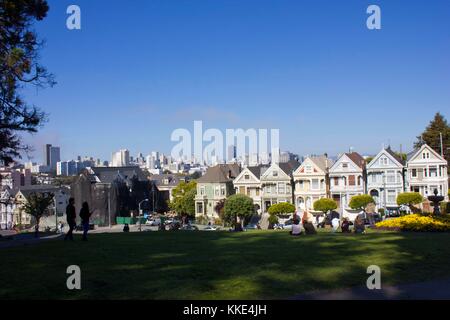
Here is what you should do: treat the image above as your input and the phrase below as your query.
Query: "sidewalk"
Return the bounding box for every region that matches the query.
[0,233,63,249]
[292,278,450,300]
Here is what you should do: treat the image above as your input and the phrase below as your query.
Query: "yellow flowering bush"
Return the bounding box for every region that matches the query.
[375,214,450,232]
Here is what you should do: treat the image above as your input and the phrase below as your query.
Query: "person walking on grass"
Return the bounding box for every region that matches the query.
[64,198,76,241]
[79,202,92,241]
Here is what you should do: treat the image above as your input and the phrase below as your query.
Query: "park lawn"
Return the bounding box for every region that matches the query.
[0,230,449,300]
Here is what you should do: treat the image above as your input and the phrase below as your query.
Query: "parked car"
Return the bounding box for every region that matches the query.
[203,225,221,231]
[244,223,259,230]
[180,224,199,231]
[146,218,161,226]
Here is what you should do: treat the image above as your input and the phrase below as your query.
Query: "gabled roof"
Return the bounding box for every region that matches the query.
[345,152,366,169]
[407,143,445,162]
[295,156,332,175]
[279,160,301,176]
[17,185,69,200]
[197,164,241,183]
[150,174,184,187]
[385,147,405,165]
[89,166,147,184]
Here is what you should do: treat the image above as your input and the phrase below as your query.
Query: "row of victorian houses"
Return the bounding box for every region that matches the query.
[195,144,449,218]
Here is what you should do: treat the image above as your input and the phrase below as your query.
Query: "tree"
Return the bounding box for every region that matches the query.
[414,112,450,165]
[214,199,225,221]
[22,191,54,237]
[397,192,424,213]
[349,194,375,211]
[267,202,296,216]
[313,198,337,214]
[0,0,55,164]
[224,194,254,231]
[169,181,197,217]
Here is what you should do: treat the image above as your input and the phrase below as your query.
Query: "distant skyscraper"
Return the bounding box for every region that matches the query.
[44,144,61,171]
[111,149,130,167]
[227,145,237,163]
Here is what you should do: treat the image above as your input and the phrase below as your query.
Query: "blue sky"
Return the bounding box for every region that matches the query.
[22,0,450,163]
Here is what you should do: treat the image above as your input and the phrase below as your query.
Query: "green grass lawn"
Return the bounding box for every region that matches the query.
[1,230,449,299]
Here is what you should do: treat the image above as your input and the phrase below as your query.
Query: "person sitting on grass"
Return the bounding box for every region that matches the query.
[123,224,130,232]
[302,210,317,235]
[290,219,302,236]
[354,214,366,234]
[341,218,351,233]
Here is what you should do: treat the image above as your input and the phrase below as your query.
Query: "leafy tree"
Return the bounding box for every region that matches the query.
[0,0,55,164]
[224,194,254,231]
[313,198,337,214]
[349,194,375,211]
[397,192,424,213]
[169,181,197,217]
[214,199,225,221]
[22,191,54,237]
[414,112,450,165]
[267,202,295,216]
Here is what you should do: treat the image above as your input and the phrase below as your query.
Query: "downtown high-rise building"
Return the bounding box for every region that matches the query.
[111,149,130,167]
[43,144,61,171]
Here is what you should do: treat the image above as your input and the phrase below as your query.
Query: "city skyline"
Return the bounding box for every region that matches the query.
[19,0,450,162]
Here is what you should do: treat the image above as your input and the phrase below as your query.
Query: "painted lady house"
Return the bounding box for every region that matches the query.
[260,160,300,213]
[293,155,332,212]
[406,144,448,199]
[233,165,269,215]
[329,152,366,210]
[366,147,406,214]
[195,164,241,218]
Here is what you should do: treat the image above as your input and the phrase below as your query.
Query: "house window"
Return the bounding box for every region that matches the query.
[342,163,348,169]
[278,183,285,194]
[311,179,319,190]
[215,186,219,196]
[429,166,437,177]
[196,203,203,214]
[221,186,226,196]
[333,177,339,186]
[305,166,312,174]
[387,190,396,204]
[244,174,250,180]
[239,186,245,194]
[256,189,260,196]
[348,175,355,186]
[386,171,395,183]
[411,169,417,178]
[200,187,205,195]
[380,157,389,166]
[273,171,278,177]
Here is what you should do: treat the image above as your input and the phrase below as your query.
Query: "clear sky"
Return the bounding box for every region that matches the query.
[21,0,450,163]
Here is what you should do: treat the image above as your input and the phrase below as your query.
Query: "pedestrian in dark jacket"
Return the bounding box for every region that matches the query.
[64,198,76,241]
[80,202,92,241]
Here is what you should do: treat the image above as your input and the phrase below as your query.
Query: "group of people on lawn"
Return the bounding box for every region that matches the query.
[289,210,365,236]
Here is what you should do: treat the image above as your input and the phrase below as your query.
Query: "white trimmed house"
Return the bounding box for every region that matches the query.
[293,156,331,212]
[366,147,405,212]
[260,161,300,213]
[233,166,267,214]
[406,144,448,199]
[329,152,366,210]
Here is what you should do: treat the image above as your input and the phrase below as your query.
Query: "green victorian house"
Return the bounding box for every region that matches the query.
[195,164,241,218]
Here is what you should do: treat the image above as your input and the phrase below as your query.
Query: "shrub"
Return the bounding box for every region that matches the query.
[313,198,337,213]
[349,194,375,211]
[397,192,423,213]
[268,202,295,215]
[268,214,279,228]
[375,214,450,232]
[440,201,450,214]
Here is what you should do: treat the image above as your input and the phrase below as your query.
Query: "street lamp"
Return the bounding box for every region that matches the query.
[138,199,149,232]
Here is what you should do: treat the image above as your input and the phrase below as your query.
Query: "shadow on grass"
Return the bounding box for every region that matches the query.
[0,230,449,299]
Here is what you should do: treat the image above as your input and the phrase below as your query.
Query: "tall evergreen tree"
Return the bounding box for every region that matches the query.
[414,112,450,164]
[0,0,53,165]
